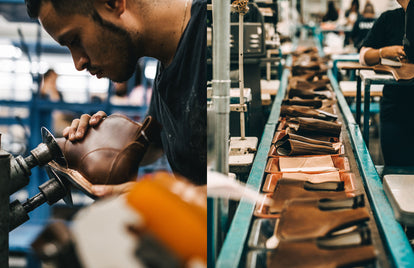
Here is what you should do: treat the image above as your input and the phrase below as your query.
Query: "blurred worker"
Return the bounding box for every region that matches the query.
[40,68,76,137]
[110,61,152,107]
[109,81,129,105]
[345,0,360,27]
[351,1,376,51]
[25,0,207,190]
[360,0,414,166]
[40,68,62,102]
[322,1,339,22]
[344,0,360,46]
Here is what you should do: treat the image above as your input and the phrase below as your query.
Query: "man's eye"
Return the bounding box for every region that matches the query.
[70,37,80,47]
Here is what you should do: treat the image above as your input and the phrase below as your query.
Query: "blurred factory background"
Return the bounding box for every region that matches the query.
[0,1,159,267]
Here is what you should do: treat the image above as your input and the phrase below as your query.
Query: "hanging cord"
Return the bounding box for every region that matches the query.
[403,10,410,47]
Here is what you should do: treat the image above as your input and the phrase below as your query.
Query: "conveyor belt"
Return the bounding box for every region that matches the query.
[217,40,414,267]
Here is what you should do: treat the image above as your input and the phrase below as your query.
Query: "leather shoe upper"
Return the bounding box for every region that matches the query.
[56,114,161,185]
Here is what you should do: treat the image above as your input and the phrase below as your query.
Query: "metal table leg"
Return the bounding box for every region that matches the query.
[356,71,362,125]
[363,80,372,146]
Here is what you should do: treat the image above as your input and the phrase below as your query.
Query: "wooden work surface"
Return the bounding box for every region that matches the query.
[339,81,383,97]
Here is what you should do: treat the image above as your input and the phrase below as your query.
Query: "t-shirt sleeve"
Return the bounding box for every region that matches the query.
[362,12,389,49]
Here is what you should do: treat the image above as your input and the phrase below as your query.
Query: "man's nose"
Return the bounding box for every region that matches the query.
[72,51,89,71]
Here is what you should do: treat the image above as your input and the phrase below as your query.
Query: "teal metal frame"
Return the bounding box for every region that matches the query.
[215,54,292,267]
[329,70,414,267]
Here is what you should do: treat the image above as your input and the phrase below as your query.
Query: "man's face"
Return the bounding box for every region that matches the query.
[39,2,138,82]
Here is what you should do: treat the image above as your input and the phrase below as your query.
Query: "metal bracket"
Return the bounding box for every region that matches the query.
[230,104,247,112]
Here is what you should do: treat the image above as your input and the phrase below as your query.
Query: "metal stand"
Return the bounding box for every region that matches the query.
[229,1,258,175]
[0,134,11,268]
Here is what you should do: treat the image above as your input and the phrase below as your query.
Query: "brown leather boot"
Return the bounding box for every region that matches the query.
[51,114,161,194]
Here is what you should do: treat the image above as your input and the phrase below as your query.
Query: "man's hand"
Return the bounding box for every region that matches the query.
[62,111,107,141]
[91,181,137,197]
[381,45,406,60]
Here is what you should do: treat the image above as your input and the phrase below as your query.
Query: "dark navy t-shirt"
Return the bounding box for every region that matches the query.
[362,8,405,49]
[351,15,376,50]
[148,0,206,185]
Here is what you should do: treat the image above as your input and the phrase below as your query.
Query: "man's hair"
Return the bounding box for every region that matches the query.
[25,0,95,18]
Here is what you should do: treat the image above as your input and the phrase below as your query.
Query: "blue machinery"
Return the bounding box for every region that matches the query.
[215,40,414,267]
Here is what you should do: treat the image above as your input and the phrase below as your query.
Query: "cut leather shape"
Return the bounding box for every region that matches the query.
[278,155,336,173]
[288,88,333,100]
[278,129,339,143]
[267,228,376,268]
[373,63,414,81]
[275,133,336,148]
[277,195,369,240]
[293,61,321,70]
[303,181,344,191]
[280,105,337,121]
[262,172,351,194]
[286,117,342,138]
[269,179,347,214]
[270,131,342,156]
[292,70,328,81]
[318,194,365,211]
[337,62,414,81]
[282,171,341,183]
[282,98,323,108]
[290,78,330,92]
[276,139,338,156]
[292,65,328,77]
[54,114,162,191]
[265,156,349,174]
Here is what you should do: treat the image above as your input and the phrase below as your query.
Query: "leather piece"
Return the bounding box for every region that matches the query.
[286,117,342,138]
[291,71,325,81]
[275,130,339,143]
[288,88,333,100]
[275,133,336,148]
[291,65,328,77]
[278,155,336,173]
[290,78,330,92]
[276,138,338,156]
[280,105,337,121]
[277,198,370,240]
[337,62,414,81]
[266,239,376,268]
[269,179,347,214]
[373,63,414,81]
[282,98,323,108]
[56,114,162,185]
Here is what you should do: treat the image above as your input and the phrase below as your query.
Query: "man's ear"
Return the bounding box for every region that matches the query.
[94,0,126,17]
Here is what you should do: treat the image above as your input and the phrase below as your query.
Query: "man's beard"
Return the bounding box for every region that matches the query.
[92,11,140,82]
